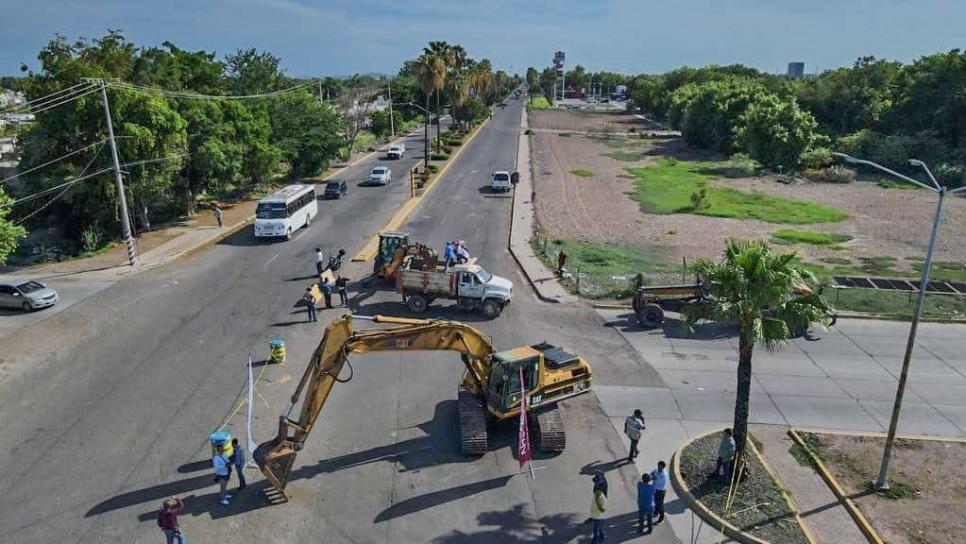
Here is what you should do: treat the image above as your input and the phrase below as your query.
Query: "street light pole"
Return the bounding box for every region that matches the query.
[833,152,966,490]
[394,102,430,173]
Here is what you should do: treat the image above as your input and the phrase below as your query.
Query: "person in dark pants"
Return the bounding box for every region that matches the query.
[714,428,736,480]
[557,249,568,275]
[230,438,247,491]
[637,473,656,535]
[590,483,607,543]
[214,206,223,228]
[624,409,646,461]
[650,461,668,524]
[315,248,325,275]
[335,275,349,307]
[303,287,317,322]
[157,496,186,544]
[321,277,333,309]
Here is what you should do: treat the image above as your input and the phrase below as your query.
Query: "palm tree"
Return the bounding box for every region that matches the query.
[682,239,833,465]
[416,53,445,170]
[424,41,451,152]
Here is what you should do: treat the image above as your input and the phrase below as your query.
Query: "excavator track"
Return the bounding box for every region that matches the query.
[458,388,489,455]
[532,404,566,452]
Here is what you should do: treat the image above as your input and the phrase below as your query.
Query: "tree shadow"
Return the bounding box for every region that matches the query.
[430,503,645,543]
[375,474,516,522]
[661,317,737,340]
[215,226,259,247]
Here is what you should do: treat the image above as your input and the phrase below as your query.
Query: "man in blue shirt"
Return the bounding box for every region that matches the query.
[637,473,656,535]
[650,461,669,524]
[212,445,232,506]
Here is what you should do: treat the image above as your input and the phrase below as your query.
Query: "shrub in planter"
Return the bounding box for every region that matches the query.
[431,152,450,161]
[806,165,856,184]
[427,164,439,173]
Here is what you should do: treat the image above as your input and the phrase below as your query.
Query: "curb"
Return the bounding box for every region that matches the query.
[670,429,815,544]
[507,239,560,304]
[835,310,966,325]
[351,117,490,263]
[748,436,818,544]
[787,427,966,443]
[787,429,885,544]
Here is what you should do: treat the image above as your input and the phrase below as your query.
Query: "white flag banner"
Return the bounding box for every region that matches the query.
[247,354,258,466]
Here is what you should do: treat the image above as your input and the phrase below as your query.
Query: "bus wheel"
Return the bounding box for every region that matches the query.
[305,214,311,227]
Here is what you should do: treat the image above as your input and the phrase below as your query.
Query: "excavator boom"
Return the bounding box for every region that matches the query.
[253,314,497,492]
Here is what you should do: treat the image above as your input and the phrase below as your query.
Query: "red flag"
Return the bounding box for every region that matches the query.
[517,367,532,468]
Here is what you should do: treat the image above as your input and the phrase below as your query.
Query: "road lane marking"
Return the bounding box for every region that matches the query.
[266,252,280,265]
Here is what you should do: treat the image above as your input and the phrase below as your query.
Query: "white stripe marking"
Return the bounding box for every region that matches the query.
[266,253,280,265]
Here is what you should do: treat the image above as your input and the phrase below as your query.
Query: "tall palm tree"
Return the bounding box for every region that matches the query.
[416,53,445,170]
[682,239,833,465]
[424,41,451,151]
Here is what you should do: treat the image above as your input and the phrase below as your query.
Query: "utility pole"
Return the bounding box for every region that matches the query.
[388,78,395,138]
[98,81,137,266]
[319,78,323,104]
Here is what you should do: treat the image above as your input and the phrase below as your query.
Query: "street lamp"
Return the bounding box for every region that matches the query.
[833,152,966,490]
[393,102,430,174]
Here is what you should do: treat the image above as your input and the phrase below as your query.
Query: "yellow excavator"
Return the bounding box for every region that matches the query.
[254,314,593,493]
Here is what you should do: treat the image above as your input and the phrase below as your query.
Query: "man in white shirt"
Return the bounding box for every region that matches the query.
[624,409,646,462]
[315,248,325,275]
[212,445,232,506]
[649,460,669,524]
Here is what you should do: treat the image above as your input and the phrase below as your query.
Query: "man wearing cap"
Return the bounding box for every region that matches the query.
[624,409,646,462]
[212,445,232,505]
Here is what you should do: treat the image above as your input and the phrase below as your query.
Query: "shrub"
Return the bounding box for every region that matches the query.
[801,147,834,169]
[806,165,856,184]
[81,224,104,254]
[427,164,439,173]
[446,138,463,146]
[716,153,759,178]
[431,152,450,161]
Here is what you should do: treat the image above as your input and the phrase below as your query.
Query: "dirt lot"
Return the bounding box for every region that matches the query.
[529,111,966,270]
[529,108,665,133]
[803,432,966,544]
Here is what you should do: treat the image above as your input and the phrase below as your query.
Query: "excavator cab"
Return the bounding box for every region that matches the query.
[485,351,540,413]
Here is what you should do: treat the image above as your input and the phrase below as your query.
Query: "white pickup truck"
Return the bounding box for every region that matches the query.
[387,144,405,159]
[397,258,513,319]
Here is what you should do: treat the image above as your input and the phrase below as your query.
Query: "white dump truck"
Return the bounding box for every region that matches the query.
[397,257,513,318]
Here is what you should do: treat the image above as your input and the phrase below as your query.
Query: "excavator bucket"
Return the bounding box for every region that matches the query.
[254,417,298,493]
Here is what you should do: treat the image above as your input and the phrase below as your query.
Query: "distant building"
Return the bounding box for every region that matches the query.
[787,62,805,80]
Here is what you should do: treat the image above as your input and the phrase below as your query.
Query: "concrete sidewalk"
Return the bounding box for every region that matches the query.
[508,107,577,304]
[751,425,867,544]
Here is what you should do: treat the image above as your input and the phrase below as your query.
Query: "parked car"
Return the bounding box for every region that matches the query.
[490,170,512,192]
[323,179,348,199]
[0,280,59,311]
[370,166,392,185]
[387,144,405,159]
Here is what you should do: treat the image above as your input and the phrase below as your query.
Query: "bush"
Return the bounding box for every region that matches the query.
[715,153,759,177]
[801,147,834,169]
[431,152,450,161]
[427,164,439,173]
[806,165,856,184]
[81,224,104,254]
[446,138,463,146]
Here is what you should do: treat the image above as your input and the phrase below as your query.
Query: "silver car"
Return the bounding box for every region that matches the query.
[370,166,392,185]
[0,280,59,311]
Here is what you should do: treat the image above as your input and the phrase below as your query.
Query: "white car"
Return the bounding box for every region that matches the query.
[370,166,392,185]
[0,280,59,311]
[491,170,512,192]
[387,145,405,159]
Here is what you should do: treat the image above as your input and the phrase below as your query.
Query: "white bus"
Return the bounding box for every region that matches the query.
[253,184,318,241]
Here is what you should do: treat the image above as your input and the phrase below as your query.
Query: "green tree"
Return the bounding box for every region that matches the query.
[225,48,286,95]
[683,239,832,460]
[679,78,767,152]
[269,91,342,178]
[0,188,27,264]
[738,95,820,169]
[526,67,539,92]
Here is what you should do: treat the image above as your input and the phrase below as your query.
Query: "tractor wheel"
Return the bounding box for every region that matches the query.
[637,303,664,328]
[481,299,502,319]
[407,294,429,313]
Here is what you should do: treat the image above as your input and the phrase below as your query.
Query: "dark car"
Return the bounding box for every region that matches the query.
[323,179,348,199]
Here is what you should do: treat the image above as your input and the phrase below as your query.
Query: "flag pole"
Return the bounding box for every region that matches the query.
[246,353,258,468]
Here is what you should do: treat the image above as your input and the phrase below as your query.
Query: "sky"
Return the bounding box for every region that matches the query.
[2,0,965,77]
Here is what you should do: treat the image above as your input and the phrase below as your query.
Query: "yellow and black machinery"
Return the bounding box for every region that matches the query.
[372,232,437,280]
[254,314,593,493]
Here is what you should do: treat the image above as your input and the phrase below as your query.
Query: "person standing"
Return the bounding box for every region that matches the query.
[303,287,317,322]
[230,438,247,491]
[335,275,349,307]
[321,277,333,309]
[315,248,325,275]
[212,445,232,506]
[557,249,568,275]
[456,242,470,264]
[590,480,608,543]
[714,428,736,479]
[157,496,186,544]
[592,470,608,497]
[650,461,668,524]
[624,409,646,462]
[213,206,223,228]
[444,241,456,268]
[637,473,656,535]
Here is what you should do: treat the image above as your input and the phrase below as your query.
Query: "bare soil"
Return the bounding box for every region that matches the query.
[804,432,966,544]
[529,109,663,133]
[530,111,966,270]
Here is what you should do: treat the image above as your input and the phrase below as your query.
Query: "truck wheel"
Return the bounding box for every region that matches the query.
[637,303,664,328]
[285,228,292,241]
[481,299,501,319]
[407,294,428,313]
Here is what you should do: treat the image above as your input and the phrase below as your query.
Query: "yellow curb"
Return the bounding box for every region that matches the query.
[746,437,818,544]
[787,429,885,544]
[157,214,254,264]
[350,118,491,263]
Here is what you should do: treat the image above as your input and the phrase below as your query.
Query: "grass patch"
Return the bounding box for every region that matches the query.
[825,286,966,319]
[528,95,552,109]
[679,434,810,544]
[606,150,647,162]
[570,168,594,177]
[628,158,847,224]
[530,236,679,299]
[558,132,571,137]
[821,256,852,265]
[772,229,853,248]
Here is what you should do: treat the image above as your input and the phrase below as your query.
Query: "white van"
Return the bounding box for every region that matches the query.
[491,171,512,192]
[254,184,318,241]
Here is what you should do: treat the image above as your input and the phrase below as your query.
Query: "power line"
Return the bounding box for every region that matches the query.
[0,82,97,115]
[26,86,102,116]
[6,167,114,207]
[105,80,315,101]
[14,141,107,224]
[1,138,113,186]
